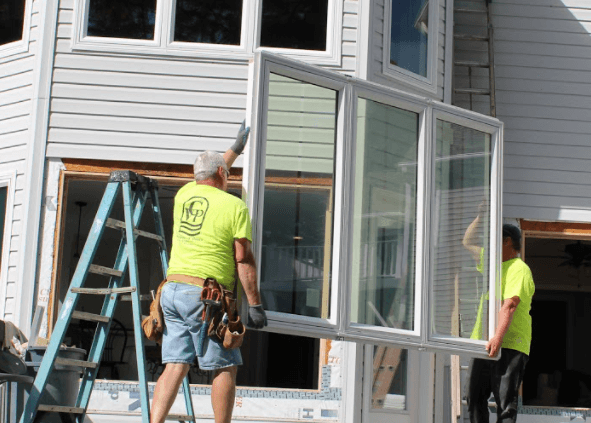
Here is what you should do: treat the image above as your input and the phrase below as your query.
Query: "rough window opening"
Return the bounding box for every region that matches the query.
[52,173,322,389]
[0,0,25,46]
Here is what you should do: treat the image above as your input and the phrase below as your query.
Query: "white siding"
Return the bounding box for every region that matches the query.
[46,0,360,164]
[367,0,447,100]
[491,0,591,222]
[0,0,40,319]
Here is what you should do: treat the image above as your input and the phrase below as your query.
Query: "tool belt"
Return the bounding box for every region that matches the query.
[200,278,245,350]
[141,278,168,345]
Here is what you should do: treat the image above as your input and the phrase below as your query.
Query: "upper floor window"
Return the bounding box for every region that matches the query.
[383,0,438,94]
[0,0,32,57]
[75,0,340,64]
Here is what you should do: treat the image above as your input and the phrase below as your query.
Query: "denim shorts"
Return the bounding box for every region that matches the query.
[160,282,242,370]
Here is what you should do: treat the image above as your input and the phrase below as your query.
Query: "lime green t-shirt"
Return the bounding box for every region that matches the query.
[167,183,252,290]
[470,257,535,355]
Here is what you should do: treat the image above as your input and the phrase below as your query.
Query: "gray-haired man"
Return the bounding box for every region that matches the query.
[150,123,267,423]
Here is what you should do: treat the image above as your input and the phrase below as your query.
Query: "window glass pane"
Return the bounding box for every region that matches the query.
[0,187,6,269]
[174,0,242,45]
[432,120,491,340]
[0,0,25,46]
[390,0,429,77]
[87,0,156,40]
[260,0,328,51]
[260,73,337,319]
[351,98,418,331]
[372,347,408,410]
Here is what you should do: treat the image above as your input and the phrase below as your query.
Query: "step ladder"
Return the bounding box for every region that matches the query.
[453,0,496,117]
[19,171,196,423]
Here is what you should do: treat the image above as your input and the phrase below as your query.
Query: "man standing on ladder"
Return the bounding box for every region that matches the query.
[150,122,268,423]
[465,224,535,423]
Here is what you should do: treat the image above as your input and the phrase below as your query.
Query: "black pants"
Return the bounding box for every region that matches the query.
[466,348,529,423]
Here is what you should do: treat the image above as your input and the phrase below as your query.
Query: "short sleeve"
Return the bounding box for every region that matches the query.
[503,266,533,301]
[234,205,252,242]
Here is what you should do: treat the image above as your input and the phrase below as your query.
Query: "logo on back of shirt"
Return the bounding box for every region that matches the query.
[180,196,209,236]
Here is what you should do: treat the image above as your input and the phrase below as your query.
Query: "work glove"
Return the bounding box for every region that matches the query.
[230,119,250,155]
[247,304,267,329]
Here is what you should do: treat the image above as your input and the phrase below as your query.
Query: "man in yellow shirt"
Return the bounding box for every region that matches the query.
[151,123,267,423]
[466,224,535,423]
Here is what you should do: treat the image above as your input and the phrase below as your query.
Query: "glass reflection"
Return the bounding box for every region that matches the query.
[351,98,418,330]
[260,74,337,318]
[87,0,156,40]
[372,347,408,410]
[390,0,429,77]
[432,120,491,340]
[174,0,242,45]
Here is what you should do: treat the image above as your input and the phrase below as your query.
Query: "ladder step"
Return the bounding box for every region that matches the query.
[454,34,489,41]
[121,294,152,302]
[166,414,194,421]
[89,264,123,278]
[455,88,491,95]
[106,218,164,243]
[72,310,110,323]
[454,60,489,68]
[55,357,98,369]
[38,405,84,414]
[71,286,136,295]
[454,8,487,13]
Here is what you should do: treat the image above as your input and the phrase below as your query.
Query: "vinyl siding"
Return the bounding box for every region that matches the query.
[455,0,591,222]
[46,0,359,164]
[0,0,39,319]
[368,0,447,100]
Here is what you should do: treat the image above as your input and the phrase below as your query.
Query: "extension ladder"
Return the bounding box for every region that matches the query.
[19,170,196,423]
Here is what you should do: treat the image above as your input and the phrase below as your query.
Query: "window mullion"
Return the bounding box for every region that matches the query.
[159,0,173,47]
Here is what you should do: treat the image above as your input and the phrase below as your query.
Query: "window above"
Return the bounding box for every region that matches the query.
[383,0,439,94]
[0,0,32,57]
[73,0,342,64]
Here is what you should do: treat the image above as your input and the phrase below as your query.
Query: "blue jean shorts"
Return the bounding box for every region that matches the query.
[160,282,242,370]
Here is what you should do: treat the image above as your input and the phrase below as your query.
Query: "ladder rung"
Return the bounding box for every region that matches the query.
[89,264,123,278]
[71,287,136,295]
[454,34,489,41]
[106,218,164,243]
[455,88,491,95]
[55,357,98,369]
[166,415,194,421]
[454,60,489,68]
[72,310,110,323]
[121,294,153,302]
[454,8,487,13]
[38,405,84,414]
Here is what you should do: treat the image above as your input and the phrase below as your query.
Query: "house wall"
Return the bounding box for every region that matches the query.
[0,0,40,320]
[46,0,360,166]
[367,0,447,100]
[456,0,591,223]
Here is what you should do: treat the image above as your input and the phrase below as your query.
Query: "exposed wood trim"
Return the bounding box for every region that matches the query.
[520,220,591,236]
[48,169,67,336]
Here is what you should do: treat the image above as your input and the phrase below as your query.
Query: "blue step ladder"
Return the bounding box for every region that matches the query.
[19,170,196,423]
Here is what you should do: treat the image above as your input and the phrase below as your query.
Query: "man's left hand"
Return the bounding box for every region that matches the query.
[485,335,502,358]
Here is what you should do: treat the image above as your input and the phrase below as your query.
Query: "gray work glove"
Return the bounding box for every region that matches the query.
[230,119,250,155]
[247,304,267,329]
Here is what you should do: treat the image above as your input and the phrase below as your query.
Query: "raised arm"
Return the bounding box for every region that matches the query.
[224,120,250,169]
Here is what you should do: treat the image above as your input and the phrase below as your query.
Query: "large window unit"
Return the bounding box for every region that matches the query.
[245,51,503,358]
[73,0,342,64]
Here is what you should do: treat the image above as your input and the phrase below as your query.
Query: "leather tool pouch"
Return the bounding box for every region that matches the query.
[201,278,245,349]
[141,279,168,345]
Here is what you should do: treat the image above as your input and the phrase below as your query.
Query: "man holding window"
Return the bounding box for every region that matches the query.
[465,224,535,423]
[150,124,268,423]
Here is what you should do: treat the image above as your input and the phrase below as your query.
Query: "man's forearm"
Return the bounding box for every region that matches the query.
[494,302,515,341]
[224,149,239,169]
[237,258,261,306]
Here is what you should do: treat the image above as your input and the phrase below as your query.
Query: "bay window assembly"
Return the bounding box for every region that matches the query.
[246,51,503,358]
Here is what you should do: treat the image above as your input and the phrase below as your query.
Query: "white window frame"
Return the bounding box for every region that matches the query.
[0,170,17,317]
[246,51,503,358]
[382,0,440,95]
[71,0,342,65]
[0,0,33,59]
